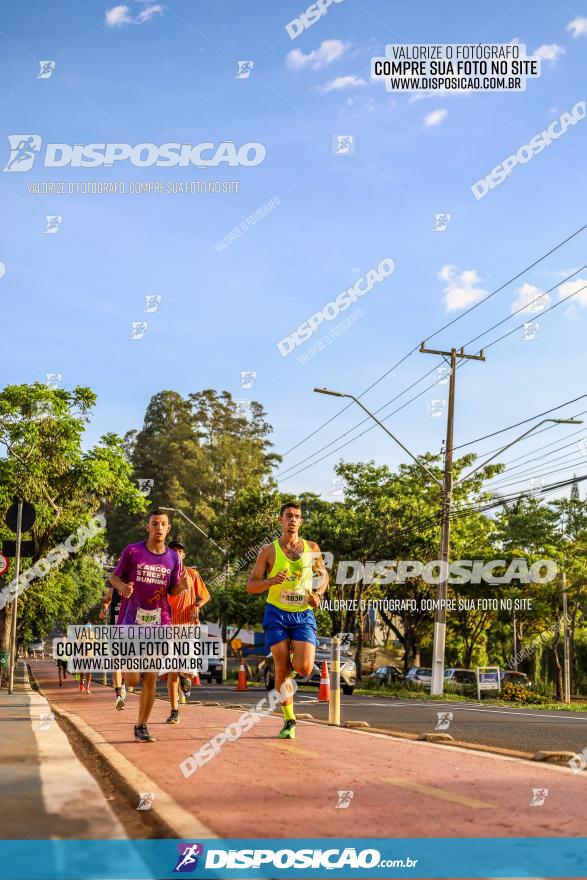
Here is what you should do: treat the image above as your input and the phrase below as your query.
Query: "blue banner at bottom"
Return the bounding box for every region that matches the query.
[0,838,586,879]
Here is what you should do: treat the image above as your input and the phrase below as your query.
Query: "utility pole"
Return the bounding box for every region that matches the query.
[8,501,23,695]
[419,344,485,696]
[512,611,518,671]
[562,571,571,703]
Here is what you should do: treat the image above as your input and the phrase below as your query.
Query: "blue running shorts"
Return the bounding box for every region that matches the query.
[263,603,317,653]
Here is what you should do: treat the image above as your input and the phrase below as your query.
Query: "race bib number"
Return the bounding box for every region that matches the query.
[280,590,306,607]
[135,607,161,625]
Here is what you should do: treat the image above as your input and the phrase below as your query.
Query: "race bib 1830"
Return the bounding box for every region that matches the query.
[280,590,306,606]
[135,607,161,625]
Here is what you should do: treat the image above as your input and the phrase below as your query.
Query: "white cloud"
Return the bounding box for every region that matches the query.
[137,4,163,22]
[105,5,133,25]
[319,75,367,93]
[424,108,447,127]
[533,43,565,64]
[559,278,587,308]
[105,3,162,25]
[438,265,487,312]
[511,282,550,313]
[566,16,587,38]
[286,39,347,70]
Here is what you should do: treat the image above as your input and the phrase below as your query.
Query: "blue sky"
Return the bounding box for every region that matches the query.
[1,0,586,503]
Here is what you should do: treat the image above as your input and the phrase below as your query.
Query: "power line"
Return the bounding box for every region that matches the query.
[278,222,587,461]
[278,255,587,483]
[277,364,442,479]
[482,460,587,494]
[468,412,587,466]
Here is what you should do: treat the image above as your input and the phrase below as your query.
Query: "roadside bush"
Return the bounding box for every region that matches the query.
[500,681,549,704]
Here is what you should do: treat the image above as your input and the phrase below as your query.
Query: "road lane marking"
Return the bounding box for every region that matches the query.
[266,742,318,758]
[383,777,494,809]
[376,701,587,722]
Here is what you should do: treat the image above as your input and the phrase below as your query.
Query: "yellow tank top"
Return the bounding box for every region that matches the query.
[267,539,313,612]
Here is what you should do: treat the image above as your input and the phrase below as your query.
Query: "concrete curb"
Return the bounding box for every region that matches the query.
[296,714,537,762]
[533,750,576,765]
[418,732,455,743]
[28,664,217,840]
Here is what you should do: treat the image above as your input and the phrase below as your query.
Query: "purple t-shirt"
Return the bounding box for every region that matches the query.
[113,542,181,625]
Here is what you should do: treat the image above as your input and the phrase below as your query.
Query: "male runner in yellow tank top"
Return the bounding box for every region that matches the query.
[246,501,328,739]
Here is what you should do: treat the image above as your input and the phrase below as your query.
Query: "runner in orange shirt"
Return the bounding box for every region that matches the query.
[166,541,210,724]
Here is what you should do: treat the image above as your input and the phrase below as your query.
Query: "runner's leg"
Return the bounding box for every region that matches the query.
[113,669,125,710]
[291,640,315,678]
[271,639,297,737]
[166,672,180,723]
[137,671,157,725]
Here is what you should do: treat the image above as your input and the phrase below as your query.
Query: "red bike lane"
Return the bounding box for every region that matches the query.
[30,660,586,842]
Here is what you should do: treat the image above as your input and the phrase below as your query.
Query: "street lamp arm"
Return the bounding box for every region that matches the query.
[314,388,443,487]
[455,418,583,486]
[159,507,228,555]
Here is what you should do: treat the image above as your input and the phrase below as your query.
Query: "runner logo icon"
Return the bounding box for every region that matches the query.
[4,135,42,172]
[174,843,204,873]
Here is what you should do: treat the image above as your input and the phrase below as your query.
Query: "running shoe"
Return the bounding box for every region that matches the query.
[277,719,296,739]
[115,694,125,711]
[120,683,127,701]
[179,674,191,698]
[134,724,156,743]
[165,709,180,724]
[86,687,91,695]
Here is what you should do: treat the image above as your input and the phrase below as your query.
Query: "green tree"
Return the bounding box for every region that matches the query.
[0,383,145,661]
[107,389,280,581]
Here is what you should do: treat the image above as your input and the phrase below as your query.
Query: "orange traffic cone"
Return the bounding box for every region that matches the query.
[192,672,201,687]
[236,662,248,691]
[318,660,330,702]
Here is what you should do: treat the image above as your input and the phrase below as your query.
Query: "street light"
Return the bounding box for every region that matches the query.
[158,507,227,555]
[314,388,442,488]
[455,419,583,485]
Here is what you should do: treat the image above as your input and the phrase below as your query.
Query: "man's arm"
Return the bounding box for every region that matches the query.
[109,547,133,597]
[306,541,329,609]
[98,586,113,620]
[246,545,286,594]
[194,572,210,611]
[109,573,133,598]
[168,561,189,596]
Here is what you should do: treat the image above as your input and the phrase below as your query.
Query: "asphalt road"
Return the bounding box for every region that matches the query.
[153,679,587,756]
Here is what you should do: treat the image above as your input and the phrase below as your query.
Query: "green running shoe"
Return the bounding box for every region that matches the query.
[278,719,296,739]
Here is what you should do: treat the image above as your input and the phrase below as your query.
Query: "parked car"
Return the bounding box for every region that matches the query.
[28,641,45,657]
[444,668,476,684]
[199,641,224,684]
[501,670,532,688]
[404,667,432,688]
[368,665,403,686]
[263,637,356,695]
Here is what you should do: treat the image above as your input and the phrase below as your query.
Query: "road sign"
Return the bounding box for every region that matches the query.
[2,540,35,558]
[5,500,36,533]
[0,553,8,575]
[476,666,501,701]
[231,638,242,652]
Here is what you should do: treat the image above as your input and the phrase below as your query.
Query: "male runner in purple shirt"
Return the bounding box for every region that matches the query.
[109,509,188,742]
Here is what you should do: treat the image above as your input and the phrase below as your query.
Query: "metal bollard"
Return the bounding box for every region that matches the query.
[329,636,341,726]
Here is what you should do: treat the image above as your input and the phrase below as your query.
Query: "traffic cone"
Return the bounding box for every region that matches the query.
[192,671,201,687]
[236,662,248,691]
[318,660,330,702]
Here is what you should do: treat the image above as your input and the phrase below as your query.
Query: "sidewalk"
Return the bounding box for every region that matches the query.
[0,662,126,840]
[27,659,587,841]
